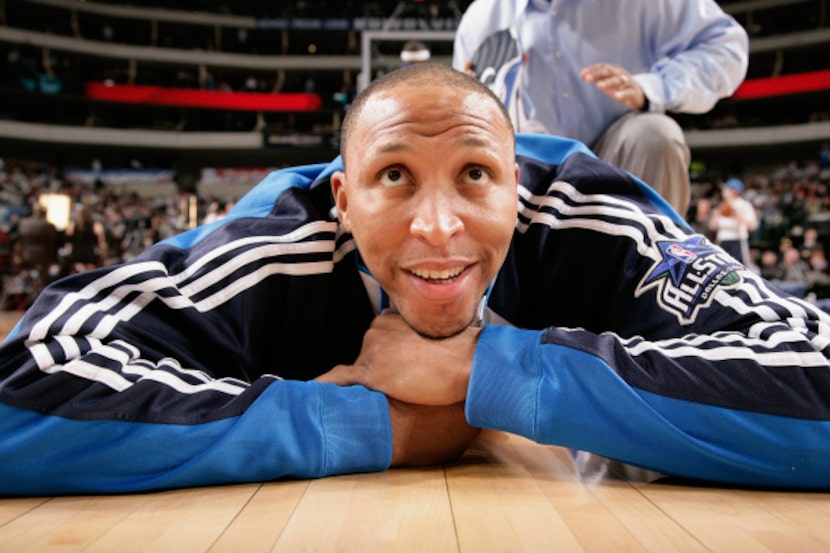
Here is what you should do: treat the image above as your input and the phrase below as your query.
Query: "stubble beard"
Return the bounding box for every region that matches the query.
[399,310,478,340]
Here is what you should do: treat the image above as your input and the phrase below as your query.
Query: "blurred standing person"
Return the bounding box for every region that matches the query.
[17,203,57,272]
[64,206,106,272]
[690,196,716,242]
[709,178,758,265]
[15,203,57,303]
[453,0,749,217]
[101,206,126,266]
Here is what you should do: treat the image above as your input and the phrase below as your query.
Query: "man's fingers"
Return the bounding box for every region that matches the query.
[580,62,645,110]
[580,62,618,83]
[581,63,634,93]
[314,364,358,385]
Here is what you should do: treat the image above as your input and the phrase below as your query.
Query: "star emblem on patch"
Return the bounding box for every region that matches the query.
[637,236,743,324]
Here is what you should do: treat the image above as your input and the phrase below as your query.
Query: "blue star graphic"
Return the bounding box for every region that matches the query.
[646,236,715,287]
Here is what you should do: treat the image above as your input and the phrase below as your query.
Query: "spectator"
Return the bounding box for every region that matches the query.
[16,203,57,272]
[818,141,830,171]
[800,226,825,263]
[64,206,106,272]
[768,243,811,298]
[400,40,431,67]
[14,202,58,305]
[806,248,830,301]
[149,206,179,242]
[453,0,749,216]
[709,178,758,265]
[97,210,121,265]
[202,199,227,225]
[689,197,716,242]
[0,223,12,279]
[758,249,784,281]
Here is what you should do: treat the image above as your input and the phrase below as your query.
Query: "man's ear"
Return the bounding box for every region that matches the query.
[330,170,350,231]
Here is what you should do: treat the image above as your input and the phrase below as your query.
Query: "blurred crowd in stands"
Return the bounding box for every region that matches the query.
[688,142,830,308]
[1,0,828,310]
[0,158,225,310]
[2,144,830,311]
[1,0,827,134]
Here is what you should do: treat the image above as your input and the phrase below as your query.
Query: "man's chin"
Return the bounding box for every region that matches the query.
[400,313,474,340]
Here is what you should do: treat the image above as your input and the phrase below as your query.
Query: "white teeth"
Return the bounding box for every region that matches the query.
[410,267,464,281]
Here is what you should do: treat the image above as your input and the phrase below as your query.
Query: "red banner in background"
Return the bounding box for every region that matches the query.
[85,82,322,111]
[732,69,830,100]
[84,70,830,110]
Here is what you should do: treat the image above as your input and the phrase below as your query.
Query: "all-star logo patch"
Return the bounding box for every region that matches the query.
[635,236,743,324]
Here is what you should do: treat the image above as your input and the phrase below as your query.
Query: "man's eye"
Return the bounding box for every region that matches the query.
[379,168,409,187]
[464,166,492,186]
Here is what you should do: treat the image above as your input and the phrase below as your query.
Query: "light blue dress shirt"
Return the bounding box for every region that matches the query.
[453,0,749,145]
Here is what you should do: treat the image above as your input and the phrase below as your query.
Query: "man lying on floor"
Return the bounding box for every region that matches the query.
[0,64,828,495]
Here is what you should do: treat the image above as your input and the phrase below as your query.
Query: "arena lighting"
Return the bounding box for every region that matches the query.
[732,69,830,100]
[85,82,323,112]
[38,193,71,231]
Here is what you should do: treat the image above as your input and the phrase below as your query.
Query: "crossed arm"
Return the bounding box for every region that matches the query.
[317,310,830,488]
[316,314,481,466]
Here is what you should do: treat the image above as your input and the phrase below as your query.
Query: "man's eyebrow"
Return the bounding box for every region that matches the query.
[373,141,411,154]
[459,136,496,149]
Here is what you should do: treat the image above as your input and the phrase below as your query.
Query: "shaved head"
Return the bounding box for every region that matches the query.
[340,64,514,167]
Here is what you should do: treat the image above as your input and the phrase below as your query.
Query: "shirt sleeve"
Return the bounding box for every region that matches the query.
[466,323,830,488]
[639,0,749,113]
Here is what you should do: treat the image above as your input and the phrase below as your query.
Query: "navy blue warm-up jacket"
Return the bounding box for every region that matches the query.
[1,134,828,495]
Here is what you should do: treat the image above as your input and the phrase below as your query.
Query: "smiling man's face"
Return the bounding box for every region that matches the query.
[331,81,518,339]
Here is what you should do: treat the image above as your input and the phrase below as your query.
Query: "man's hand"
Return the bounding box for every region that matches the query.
[315,313,480,406]
[388,398,480,466]
[580,62,647,111]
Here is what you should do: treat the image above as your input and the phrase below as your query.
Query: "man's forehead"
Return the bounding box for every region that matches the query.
[360,91,404,123]
[368,83,494,107]
[357,86,510,135]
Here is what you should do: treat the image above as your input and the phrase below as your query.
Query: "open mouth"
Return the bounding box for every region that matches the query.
[408,266,467,284]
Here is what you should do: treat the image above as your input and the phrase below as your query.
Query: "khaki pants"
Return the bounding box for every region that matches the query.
[592,112,691,218]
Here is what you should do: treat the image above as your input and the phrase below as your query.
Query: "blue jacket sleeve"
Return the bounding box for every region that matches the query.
[467,324,830,488]
[0,380,391,495]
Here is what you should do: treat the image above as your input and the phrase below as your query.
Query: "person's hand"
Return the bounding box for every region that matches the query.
[580,62,646,111]
[388,397,480,466]
[719,201,735,217]
[315,313,479,406]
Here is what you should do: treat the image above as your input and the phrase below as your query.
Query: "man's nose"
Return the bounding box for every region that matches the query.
[409,190,464,246]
